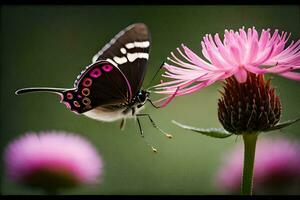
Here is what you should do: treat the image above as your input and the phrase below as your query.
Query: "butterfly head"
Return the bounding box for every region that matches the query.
[61,89,92,114]
[136,90,150,108]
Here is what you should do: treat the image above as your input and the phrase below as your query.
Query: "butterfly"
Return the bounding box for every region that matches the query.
[15,23,176,152]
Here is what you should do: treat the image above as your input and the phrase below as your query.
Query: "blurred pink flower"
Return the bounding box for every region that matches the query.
[154,27,300,97]
[216,137,300,194]
[4,131,103,191]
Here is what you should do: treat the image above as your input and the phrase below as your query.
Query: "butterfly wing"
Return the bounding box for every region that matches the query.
[64,60,132,114]
[91,23,151,97]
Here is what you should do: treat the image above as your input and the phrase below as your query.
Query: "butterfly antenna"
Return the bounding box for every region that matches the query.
[15,87,68,95]
[145,61,165,90]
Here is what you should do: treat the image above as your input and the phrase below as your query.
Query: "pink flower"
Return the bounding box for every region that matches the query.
[4,131,103,191]
[154,27,300,98]
[216,137,300,194]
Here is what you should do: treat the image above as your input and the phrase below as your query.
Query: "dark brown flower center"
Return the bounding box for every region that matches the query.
[218,73,281,134]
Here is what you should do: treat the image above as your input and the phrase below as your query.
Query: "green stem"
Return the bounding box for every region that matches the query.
[241,132,258,195]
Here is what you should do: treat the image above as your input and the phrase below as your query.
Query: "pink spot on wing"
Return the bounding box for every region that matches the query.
[73,101,80,107]
[82,97,91,105]
[102,65,113,72]
[67,93,73,100]
[82,78,92,87]
[77,95,82,98]
[82,88,90,96]
[90,68,102,78]
[63,102,71,109]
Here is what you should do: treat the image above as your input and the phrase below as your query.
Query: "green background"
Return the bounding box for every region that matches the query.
[1,5,300,194]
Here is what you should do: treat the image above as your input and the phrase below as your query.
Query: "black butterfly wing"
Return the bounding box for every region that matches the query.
[92,23,151,98]
[64,60,132,114]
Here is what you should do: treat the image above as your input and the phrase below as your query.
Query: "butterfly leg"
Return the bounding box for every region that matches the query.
[120,118,126,130]
[136,117,157,153]
[136,114,173,139]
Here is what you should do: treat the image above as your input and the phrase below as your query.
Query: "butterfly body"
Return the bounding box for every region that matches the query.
[82,90,149,122]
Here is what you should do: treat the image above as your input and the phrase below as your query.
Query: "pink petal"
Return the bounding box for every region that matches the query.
[182,44,217,71]
[229,45,242,65]
[246,39,259,64]
[154,27,300,102]
[234,67,248,83]
[278,71,300,81]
